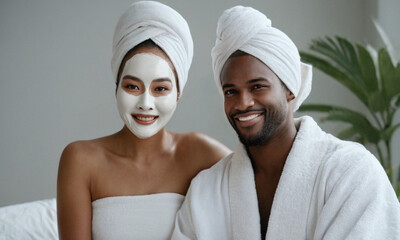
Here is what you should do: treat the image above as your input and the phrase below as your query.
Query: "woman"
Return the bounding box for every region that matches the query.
[57,1,231,239]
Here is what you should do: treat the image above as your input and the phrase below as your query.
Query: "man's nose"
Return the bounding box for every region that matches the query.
[235,91,254,111]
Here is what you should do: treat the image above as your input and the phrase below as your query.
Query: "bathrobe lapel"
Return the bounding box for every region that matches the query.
[229,144,261,240]
[266,117,329,239]
[228,117,328,240]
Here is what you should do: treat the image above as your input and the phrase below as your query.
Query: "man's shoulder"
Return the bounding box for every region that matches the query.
[322,133,376,167]
[300,116,376,164]
[298,116,382,177]
[313,131,386,189]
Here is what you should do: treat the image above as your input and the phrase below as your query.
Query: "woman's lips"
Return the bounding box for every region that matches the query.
[131,114,158,125]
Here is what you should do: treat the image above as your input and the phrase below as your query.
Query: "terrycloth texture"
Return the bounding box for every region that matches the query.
[211,6,312,111]
[92,193,184,240]
[172,116,400,240]
[0,198,58,240]
[111,1,193,94]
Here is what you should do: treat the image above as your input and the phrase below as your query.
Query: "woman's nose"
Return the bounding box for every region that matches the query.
[136,91,155,110]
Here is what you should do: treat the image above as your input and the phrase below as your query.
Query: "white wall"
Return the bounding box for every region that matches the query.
[0,0,396,207]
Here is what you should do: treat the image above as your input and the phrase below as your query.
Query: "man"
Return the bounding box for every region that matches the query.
[172,5,400,240]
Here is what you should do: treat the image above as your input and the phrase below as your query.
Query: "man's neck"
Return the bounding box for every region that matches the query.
[247,120,297,176]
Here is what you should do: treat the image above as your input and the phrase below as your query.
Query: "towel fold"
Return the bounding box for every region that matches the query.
[111,1,193,94]
[211,6,312,111]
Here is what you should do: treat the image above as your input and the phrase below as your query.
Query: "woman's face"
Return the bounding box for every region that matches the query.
[116,47,178,139]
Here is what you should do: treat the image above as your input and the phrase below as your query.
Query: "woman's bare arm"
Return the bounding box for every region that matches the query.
[57,142,93,240]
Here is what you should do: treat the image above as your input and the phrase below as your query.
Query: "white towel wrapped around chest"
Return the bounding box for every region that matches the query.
[92,193,184,240]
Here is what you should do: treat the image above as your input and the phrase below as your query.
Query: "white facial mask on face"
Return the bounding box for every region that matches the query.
[116,53,177,139]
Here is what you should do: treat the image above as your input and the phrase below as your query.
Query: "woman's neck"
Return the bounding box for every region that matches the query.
[114,126,175,160]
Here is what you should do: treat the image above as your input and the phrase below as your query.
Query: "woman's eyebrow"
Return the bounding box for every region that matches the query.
[152,78,172,83]
[122,75,142,82]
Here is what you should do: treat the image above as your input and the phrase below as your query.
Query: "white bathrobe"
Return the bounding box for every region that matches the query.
[172,116,400,240]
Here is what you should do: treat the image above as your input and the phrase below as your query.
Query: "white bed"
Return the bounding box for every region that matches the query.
[0,198,58,240]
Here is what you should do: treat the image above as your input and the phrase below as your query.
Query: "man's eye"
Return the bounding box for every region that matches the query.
[224,89,236,96]
[253,84,268,90]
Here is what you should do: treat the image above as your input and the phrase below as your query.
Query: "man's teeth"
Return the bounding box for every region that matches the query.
[237,114,260,121]
[136,116,156,121]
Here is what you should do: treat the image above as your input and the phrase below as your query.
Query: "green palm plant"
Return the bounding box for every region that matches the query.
[299,22,400,200]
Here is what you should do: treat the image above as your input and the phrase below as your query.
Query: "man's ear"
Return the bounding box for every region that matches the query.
[286,90,295,102]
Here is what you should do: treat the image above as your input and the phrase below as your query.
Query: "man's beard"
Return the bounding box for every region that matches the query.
[232,101,287,147]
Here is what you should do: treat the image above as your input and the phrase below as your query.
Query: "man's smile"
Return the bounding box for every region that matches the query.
[233,111,264,128]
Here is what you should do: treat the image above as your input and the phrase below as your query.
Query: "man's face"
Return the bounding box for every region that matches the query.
[220,54,292,146]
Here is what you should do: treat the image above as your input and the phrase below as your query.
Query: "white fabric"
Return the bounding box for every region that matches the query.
[0,198,58,240]
[111,1,193,94]
[172,116,400,240]
[211,6,312,111]
[92,193,184,240]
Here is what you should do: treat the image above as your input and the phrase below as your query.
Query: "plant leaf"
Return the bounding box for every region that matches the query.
[299,104,380,144]
[366,44,378,66]
[337,37,361,77]
[300,52,369,105]
[372,18,398,64]
[368,91,387,112]
[316,38,358,77]
[382,123,400,142]
[325,110,380,143]
[298,104,337,112]
[357,44,379,92]
[396,95,400,107]
[379,48,398,100]
[337,127,359,140]
[309,38,345,69]
[394,65,400,101]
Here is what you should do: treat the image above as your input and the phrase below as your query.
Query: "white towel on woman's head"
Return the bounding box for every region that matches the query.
[111,1,193,94]
[212,5,312,111]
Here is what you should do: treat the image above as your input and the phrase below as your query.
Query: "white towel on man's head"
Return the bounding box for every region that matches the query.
[111,1,193,94]
[212,5,312,111]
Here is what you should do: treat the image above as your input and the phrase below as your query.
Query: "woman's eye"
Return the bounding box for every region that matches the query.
[155,86,169,91]
[126,84,139,90]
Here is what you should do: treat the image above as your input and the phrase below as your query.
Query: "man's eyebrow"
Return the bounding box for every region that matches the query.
[248,78,270,84]
[222,78,270,89]
[222,83,235,90]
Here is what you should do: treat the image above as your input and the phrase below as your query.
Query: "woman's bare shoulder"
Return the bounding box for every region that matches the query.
[62,139,101,158]
[59,137,111,171]
[175,132,232,167]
